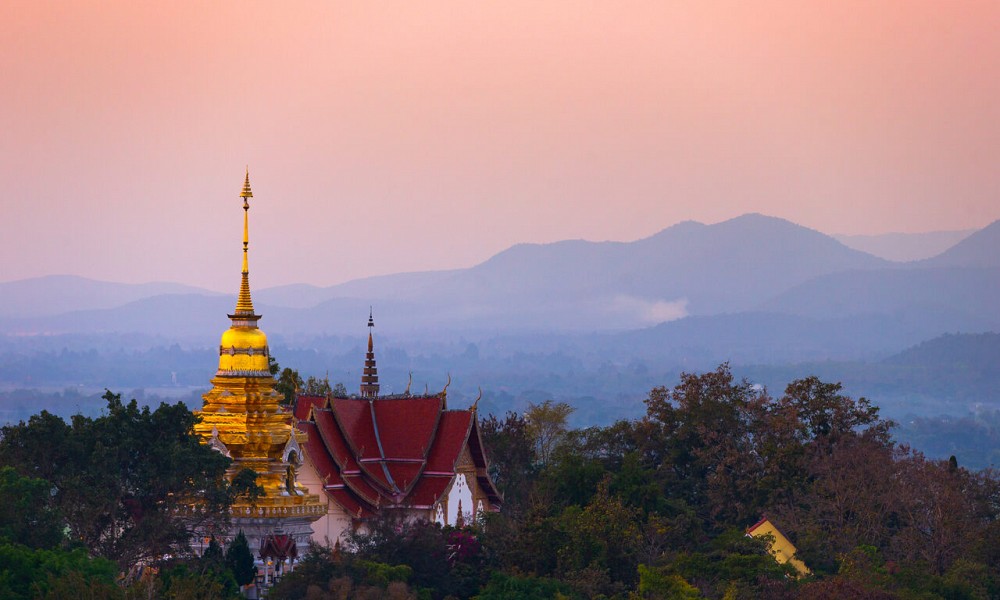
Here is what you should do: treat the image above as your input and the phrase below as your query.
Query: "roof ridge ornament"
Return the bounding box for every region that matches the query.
[440,373,451,409]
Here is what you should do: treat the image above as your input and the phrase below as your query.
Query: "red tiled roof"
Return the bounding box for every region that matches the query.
[372,397,442,459]
[299,421,340,485]
[327,486,376,519]
[427,412,473,472]
[294,394,328,421]
[331,398,380,461]
[311,410,382,506]
[406,475,453,509]
[313,411,360,472]
[295,393,501,519]
[260,534,298,560]
[747,515,770,534]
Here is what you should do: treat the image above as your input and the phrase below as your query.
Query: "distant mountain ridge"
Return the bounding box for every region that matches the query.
[260,213,892,330]
[1,215,997,347]
[917,219,1000,269]
[833,230,974,262]
[0,275,220,318]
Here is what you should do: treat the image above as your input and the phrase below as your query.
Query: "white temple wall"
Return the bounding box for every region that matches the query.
[297,457,352,546]
[445,472,474,526]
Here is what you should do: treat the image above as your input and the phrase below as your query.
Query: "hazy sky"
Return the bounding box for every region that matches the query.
[1,1,997,291]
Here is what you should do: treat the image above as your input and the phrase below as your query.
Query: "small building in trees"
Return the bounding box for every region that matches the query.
[747,517,811,577]
[193,171,326,564]
[293,313,502,545]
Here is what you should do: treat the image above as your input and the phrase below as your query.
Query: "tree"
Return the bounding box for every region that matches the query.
[202,536,224,566]
[635,564,701,600]
[525,400,575,466]
[0,391,238,569]
[0,544,121,600]
[0,466,63,549]
[304,375,332,396]
[274,367,304,406]
[639,365,770,529]
[225,530,256,587]
[777,376,890,445]
[555,478,643,594]
[479,411,537,511]
[476,572,574,600]
[273,362,341,406]
[665,529,795,598]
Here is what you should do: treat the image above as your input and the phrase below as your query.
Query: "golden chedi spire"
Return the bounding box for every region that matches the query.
[235,167,255,315]
[217,168,269,377]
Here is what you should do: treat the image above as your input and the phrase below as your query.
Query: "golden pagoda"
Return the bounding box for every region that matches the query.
[194,169,325,560]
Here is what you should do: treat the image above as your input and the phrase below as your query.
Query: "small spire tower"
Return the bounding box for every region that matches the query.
[360,308,380,398]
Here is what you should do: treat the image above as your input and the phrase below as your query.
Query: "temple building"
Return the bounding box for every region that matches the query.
[293,313,502,545]
[193,171,325,564]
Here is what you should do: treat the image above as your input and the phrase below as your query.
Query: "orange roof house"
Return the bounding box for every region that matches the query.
[747,517,811,577]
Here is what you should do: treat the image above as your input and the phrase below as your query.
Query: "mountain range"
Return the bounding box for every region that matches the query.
[1,214,997,364]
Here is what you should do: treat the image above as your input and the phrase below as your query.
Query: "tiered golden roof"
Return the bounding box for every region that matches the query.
[194,170,325,520]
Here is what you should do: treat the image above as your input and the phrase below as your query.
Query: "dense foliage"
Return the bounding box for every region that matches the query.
[3,368,999,598]
[275,365,1000,599]
[0,391,259,599]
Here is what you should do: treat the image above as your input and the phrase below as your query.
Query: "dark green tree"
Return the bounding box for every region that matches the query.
[225,530,256,587]
[0,544,121,600]
[0,391,237,569]
[479,411,537,512]
[202,536,224,567]
[0,466,63,549]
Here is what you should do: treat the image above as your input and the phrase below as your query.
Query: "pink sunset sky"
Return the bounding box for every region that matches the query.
[1,1,997,291]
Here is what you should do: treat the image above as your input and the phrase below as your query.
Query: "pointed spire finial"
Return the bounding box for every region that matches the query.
[234,168,256,315]
[360,310,380,397]
[240,166,253,199]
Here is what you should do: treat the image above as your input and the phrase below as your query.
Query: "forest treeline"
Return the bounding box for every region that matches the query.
[0,391,262,599]
[2,367,1000,599]
[273,365,1000,599]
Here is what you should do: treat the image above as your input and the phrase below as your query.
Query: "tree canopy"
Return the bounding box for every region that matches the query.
[3,368,999,599]
[298,365,1000,599]
[0,391,247,568]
